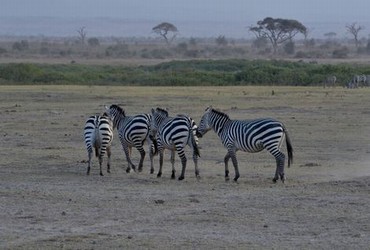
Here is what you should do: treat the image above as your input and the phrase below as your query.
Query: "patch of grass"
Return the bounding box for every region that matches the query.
[0,59,369,86]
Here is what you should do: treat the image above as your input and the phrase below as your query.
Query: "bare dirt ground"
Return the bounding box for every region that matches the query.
[1,85,370,249]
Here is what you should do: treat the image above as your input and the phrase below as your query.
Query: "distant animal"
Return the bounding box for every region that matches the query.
[348,75,366,88]
[324,75,336,88]
[196,106,293,183]
[150,108,200,180]
[105,105,155,174]
[84,113,113,176]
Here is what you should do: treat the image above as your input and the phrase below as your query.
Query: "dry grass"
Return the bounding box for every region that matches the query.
[1,85,370,249]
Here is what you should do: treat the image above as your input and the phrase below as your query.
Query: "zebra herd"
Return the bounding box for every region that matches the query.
[325,74,370,88]
[84,105,293,183]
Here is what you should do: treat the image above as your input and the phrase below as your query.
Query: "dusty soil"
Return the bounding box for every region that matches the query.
[1,86,370,249]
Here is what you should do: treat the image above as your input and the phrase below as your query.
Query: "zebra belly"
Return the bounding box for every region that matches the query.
[238,140,264,153]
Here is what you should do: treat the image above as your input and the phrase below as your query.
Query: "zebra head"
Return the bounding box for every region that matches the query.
[105,104,125,129]
[196,106,213,137]
[150,107,169,136]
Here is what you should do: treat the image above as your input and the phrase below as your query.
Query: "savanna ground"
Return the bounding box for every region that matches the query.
[1,85,370,249]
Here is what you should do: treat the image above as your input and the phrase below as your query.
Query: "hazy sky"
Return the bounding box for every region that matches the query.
[1,0,370,37]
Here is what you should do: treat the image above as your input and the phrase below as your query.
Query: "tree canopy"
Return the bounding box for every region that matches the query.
[152,22,178,45]
[249,17,307,53]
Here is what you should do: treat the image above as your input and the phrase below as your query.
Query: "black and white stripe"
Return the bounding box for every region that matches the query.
[84,113,113,176]
[348,74,367,88]
[150,108,200,180]
[196,106,293,183]
[106,104,154,173]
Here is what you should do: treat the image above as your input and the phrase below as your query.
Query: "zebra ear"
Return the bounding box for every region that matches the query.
[206,106,212,111]
[105,105,110,111]
[151,108,155,114]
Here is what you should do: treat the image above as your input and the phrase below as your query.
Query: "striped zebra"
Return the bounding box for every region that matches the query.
[105,104,155,173]
[324,75,336,88]
[150,108,200,180]
[348,74,366,88]
[84,113,114,176]
[196,107,293,183]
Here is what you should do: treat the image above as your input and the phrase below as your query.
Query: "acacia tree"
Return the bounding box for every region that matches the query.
[249,17,307,53]
[346,22,364,48]
[152,22,178,45]
[77,26,87,45]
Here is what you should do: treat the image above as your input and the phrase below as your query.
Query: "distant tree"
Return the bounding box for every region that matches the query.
[88,37,100,47]
[249,17,307,53]
[12,40,29,51]
[346,23,364,48]
[215,35,228,46]
[324,32,337,40]
[152,22,178,45]
[77,26,87,45]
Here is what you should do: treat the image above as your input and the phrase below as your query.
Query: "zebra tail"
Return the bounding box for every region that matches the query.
[94,126,100,158]
[284,127,293,167]
[190,127,200,158]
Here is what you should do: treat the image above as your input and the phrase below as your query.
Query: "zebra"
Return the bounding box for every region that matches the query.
[105,104,155,174]
[348,75,366,88]
[324,75,336,88]
[84,113,114,176]
[196,106,293,183]
[150,107,200,180]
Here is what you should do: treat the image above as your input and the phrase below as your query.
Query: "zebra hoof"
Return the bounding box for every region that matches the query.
[178,176,184,181]
[150,169,154,174]
[126,168,131,173]
[138,168,143,173]
[100,173,104,176]
[225,176,230,182]
[272,178,278,183]
[233,175,239,182]
[157,173,162,178]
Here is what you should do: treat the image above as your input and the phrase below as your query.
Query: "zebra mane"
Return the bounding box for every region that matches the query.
[156,107,168,117]
[211,108,230,119]
[110,104,125,116]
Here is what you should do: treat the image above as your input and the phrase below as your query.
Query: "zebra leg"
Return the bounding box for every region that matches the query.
[193,150,200,180]
[272,151,286,183]
[224,152,231,181]
[229,150,240,182]
[99,155,104,176]
[149,145,155,174]
[178,149,187,181]
[157,150,164,178]
[106,146,112,174]
[122,145,136,173]
[170,150,176,179]
[137,145,146,173]
[87,149,92,175]
[148,142,155,174]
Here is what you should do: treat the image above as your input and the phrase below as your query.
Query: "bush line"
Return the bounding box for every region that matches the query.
[0,59,368,86]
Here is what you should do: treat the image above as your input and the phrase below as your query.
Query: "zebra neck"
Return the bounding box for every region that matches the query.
[212,117,229,136]
[115,116,126,130]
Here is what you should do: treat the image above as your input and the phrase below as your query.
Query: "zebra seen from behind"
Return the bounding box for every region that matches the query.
[196,106,293,183]
[84,113,114,176]
[105,104,155,174]
[150,108,200,180]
